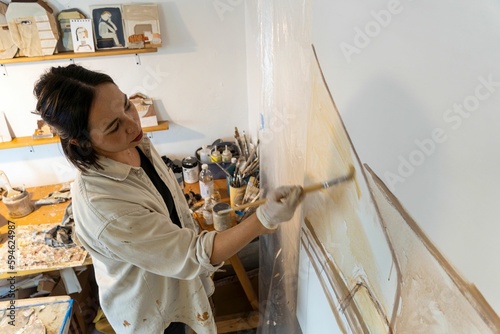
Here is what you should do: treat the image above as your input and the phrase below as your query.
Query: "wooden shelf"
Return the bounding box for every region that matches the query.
[0,120,169,150]
[0,47,157,65]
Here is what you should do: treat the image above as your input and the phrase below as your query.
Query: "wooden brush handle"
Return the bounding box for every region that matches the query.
[223,181,327,213]
[228,198,267,212]
[302,183,326,194]
[222,166,355,214]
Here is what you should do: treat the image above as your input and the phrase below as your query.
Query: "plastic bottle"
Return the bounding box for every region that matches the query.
[226,157,238,189]
[201,192,220,226]
[222,145,232,163]
[199,145,211,164]
[211,146,222,163]
[199,164,214,199]
[202,197,214,225]
[228,157,237,174]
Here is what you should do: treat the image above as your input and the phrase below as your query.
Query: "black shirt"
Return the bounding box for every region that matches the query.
[138,148,182,228]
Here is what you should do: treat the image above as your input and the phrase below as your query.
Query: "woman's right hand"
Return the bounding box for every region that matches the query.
[256,185,304,230]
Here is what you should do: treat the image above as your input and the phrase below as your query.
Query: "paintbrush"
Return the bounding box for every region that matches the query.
[218,165,355,214]
[213,161,233,178]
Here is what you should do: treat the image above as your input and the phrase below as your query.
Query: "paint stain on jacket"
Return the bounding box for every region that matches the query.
[197,312,209,321]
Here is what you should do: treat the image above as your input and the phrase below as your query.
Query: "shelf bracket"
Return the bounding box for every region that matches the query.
[146,132,153,139]
[69,58,75,65]
[135,54,141,65]
[29,145,35,153]
[1,64,7,76]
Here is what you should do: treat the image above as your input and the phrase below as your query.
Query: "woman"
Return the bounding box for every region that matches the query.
[33,64,303,334]
[98,10,121,47]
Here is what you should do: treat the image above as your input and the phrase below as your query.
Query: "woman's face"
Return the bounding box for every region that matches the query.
[77,28,87,39]
[87,83,143,160]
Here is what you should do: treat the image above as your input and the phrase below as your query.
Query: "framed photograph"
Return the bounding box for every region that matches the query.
[70,19,95,53]
[122,4,162,49]
[90,5,125,49]
[56,9,86,52]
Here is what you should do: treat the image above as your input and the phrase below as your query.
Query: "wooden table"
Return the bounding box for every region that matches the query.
[0,180,259,331]
[0,183,69,227]
[0,183,92,279]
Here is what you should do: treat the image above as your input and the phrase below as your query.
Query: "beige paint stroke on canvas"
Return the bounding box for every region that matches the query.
[303,47,399,331]
[303,46,500,332]
[364,165,499,332]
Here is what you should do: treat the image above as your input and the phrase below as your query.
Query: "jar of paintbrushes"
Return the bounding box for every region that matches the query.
[227,127,260,220]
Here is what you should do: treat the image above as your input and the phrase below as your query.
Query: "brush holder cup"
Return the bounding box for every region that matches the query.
[229,183,247,208]
[2,188,34,218]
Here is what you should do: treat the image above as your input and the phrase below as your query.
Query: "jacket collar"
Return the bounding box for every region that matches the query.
[84,136,152,181]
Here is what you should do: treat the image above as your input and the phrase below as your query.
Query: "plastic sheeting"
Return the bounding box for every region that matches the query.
[250,1,312,333]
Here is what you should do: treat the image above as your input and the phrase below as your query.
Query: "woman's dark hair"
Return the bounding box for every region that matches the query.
[33,64,115,172]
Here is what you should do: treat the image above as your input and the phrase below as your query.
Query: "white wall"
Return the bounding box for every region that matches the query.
[0,0,248,187]
[312,0,500,314]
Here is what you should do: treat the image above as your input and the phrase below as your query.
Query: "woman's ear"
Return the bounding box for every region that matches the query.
[69,139,79,146]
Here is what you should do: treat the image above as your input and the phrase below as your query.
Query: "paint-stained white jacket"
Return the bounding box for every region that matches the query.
[71,137,221,333]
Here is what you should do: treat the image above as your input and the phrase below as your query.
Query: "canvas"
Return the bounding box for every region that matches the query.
[122,4,162,49]
[301,46,500,332]
[5,1,59,57]
[303,46,398,331]
[70,18,95,53]
[56,8,86,52]
[0,2,17,59]
[90,5,126,50]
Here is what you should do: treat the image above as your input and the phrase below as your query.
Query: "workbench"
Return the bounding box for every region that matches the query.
[1,180,259,332]
[0,183,91,279]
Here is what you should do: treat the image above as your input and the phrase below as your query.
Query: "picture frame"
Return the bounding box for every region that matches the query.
[56,8,86,52]
[89,5,126,50]
[70,19,95,53]
[122,4,162,49]
[6,1,59,56]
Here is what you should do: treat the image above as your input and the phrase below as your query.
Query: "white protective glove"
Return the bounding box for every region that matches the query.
[256,185,304,230]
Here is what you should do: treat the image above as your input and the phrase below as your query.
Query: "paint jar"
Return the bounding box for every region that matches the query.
[222,145,232,163]
[211,146,222,163]
[2,188,34,218]
[201,197,215,226]
[199,145,211,164]
[213,202,233,231]
[182,156,199,184]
